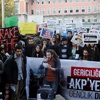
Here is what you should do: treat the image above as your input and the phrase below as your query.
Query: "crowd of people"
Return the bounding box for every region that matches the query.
[0,30,100,100]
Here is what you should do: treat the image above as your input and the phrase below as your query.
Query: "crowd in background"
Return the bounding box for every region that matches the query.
[0,30,100,99]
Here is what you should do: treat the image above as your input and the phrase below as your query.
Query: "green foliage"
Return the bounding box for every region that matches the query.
[0,0,16,28]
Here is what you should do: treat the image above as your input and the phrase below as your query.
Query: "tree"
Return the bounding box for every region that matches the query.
[0,0,16,27]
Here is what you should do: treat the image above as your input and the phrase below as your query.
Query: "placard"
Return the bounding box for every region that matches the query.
[20,22,36,34]
[71,33,84,47]
[82,33,98,44]
[40,29,54,39]
[0,27,19,53]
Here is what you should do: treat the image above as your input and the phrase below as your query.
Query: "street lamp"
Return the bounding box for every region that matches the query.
[2,0,5,28]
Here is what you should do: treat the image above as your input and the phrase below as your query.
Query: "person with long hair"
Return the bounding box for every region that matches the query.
[42,49,61,94]
[32,44,43,57]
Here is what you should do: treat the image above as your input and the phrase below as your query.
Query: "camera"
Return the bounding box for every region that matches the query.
[37,85,54,100]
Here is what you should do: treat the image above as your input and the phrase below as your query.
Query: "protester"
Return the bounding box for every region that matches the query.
[32,44,44,57]
[57,37,71,59]
[25,38,35,57]
[81,49,93,61]
[0,47,7,63]
[4,45,26,100]
[89,44,100,61]
[0,60,4,92]
[42,49,61,94]
[67,31,73,47]
[49,38,59,53]
[55,34,61,44]
[41,38,51,56]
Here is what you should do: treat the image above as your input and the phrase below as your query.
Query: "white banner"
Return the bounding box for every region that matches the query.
[26,58,100,100]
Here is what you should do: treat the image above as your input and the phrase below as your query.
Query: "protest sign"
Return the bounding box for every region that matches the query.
[4,16,18,28]
[82,33,98,44]
[71,33,84,47]
[38,23,47,32]
[0,26,19,53]
[74,28,87,34]
[47,19,58,29]
[54,26,62,34]
[47,19,58,26]
[89,28,100,40]
[40,29,54,39]
[91,25,99,30]
[26,58,100,100]
[89,29,99,34]
[75,19,83,28]
[20,22,36,34]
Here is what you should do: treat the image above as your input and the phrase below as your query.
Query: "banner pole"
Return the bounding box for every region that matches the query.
[2,0,5,28]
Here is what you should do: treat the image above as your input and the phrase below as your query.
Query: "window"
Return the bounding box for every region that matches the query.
[88,19,91,22]
[64,8,67,13]
[47,8,50,14]
[76,7,79,12]
[42,0,44,4]
[15,2,19,14]
[88,6,91,12]
[94,19,97,22]
[69,0,73,2]
[53,0,56,3]
[36,0,39,4]
[53,8,56,14]
[26,3,28,14]
[70,7,73,13]
[36,9,40,15]
[58,8,61,13]
[31,10,34,14]
[76,0,79,2]
[82,7,85,12]
[31,0,34,5]
[64,0,67,3]
[47,0,50,4]
[58,0,61,3]
[82,0,85,2]
[82,19,85,22]
[94,6,97,12]
[42,9,45,14]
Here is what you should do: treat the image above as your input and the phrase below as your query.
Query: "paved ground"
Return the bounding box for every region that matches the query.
[27,94,65,100]
[54,94,65,100]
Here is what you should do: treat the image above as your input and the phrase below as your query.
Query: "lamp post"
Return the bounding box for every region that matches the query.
[2,0,5,28]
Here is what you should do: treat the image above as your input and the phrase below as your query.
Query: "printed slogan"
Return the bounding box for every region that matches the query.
[0,26,19,53]
[26,58,100,100]
[67,67,100,99]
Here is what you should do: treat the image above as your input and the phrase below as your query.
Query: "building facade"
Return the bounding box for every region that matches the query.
[14,0,100,28]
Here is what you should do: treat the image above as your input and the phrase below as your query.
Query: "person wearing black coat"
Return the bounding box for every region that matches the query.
[25,38,35,57]
[0,60,4,98]
[0,47,7,63]
[4,45,26,100]
[32,44,43,57]
[57,37,71,59]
